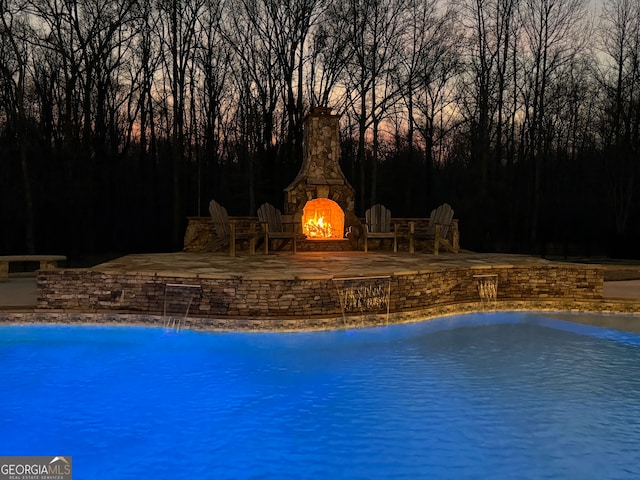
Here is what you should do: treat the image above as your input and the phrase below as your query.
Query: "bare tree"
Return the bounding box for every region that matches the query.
[268,0,325,171]
[220,0,282,212]
[194,0,232,213]
[598,0,640,235]
[337,0,409,210]
[518,0,588,243]
[128,0,162,216]
[457,0,521,196]
[305,16,349,109]
[156,0,205,243]
[396,0,461,210]
[0,0,35,251]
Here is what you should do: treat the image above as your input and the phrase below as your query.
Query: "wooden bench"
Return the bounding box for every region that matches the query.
[0,255,67,281]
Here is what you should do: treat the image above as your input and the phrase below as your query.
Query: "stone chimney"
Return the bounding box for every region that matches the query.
[284,107,356,230]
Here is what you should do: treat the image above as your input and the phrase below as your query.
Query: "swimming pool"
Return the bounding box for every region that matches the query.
[1,312,640,479]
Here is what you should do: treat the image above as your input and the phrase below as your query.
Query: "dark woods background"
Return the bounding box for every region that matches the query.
[1,0,639,260]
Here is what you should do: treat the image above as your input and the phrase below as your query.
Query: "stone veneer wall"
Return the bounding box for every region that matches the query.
[37,264,602,320]
[183,217,217,252]
[183,216,260,253]
[297,239,353,252]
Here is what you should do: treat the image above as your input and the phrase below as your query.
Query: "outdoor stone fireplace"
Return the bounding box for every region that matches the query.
[285,107,357,240]
[183,106,359,252]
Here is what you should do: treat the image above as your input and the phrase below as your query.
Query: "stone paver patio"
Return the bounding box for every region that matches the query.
[87,251,551,279]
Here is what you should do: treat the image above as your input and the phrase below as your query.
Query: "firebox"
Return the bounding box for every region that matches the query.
[285,107,357,241]
[302,198,345,239]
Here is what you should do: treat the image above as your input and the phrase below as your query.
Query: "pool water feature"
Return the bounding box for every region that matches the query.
[1,312,640,479]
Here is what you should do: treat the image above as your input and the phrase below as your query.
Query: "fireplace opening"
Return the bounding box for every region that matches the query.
[302,198,345,239]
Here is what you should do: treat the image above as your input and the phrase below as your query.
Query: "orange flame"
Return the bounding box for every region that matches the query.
[304,212,333,238]
[302,198,345,239]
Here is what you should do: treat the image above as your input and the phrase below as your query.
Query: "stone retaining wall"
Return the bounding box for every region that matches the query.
[36,263,603,320]
[5,298,640,332]
[183,216,259,253]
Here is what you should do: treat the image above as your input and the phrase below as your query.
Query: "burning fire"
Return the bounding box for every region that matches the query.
[304,212,333,238]
[302,198,345,239]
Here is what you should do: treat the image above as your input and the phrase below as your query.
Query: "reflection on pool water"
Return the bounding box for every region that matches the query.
[1,312,640,479]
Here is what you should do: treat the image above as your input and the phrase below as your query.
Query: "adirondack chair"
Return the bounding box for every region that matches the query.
[257,203,302,254]
[208,200,259,256]
[409,203,460,255]
[363,204,398,252]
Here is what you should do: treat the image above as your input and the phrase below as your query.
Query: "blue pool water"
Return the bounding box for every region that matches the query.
[1,312,640,479]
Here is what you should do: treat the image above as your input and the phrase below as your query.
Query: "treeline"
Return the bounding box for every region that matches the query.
[1,0,639,258]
